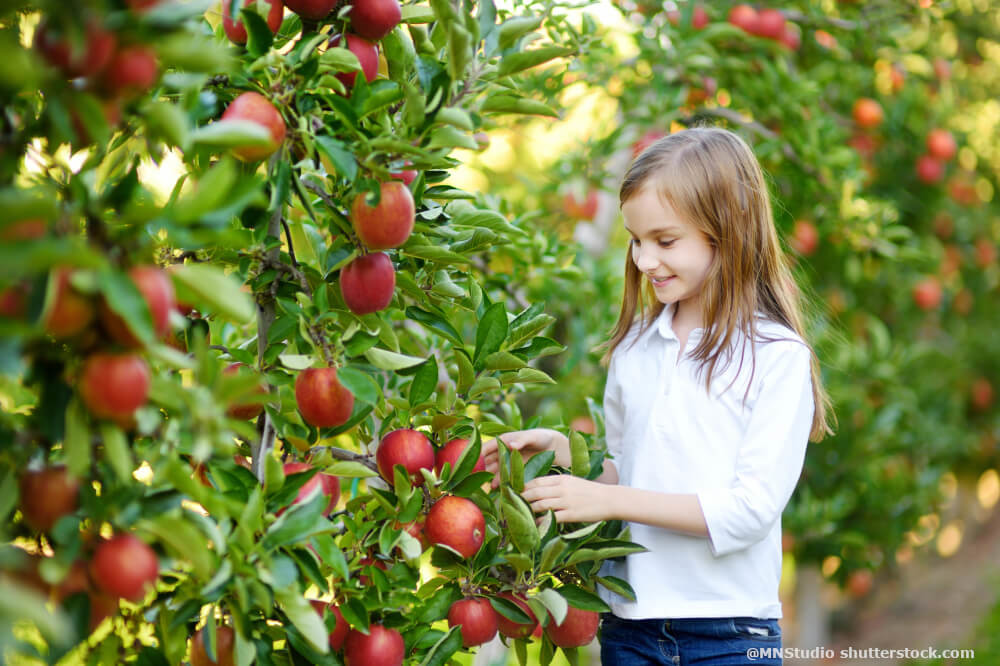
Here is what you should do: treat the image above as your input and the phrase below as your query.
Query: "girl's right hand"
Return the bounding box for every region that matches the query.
[482,428,570,487]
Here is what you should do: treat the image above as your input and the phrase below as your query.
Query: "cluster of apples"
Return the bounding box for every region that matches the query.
[728,4,801,50]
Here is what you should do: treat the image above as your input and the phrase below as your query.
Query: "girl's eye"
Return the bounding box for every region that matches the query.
[659,240,675,248]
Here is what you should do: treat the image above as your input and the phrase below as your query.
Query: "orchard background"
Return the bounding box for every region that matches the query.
[1,1,999,665]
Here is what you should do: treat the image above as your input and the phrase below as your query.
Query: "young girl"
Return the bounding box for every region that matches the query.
[483,127,833,665]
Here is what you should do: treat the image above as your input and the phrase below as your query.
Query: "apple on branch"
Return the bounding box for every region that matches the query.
[544,604,600,648]
[376,428,434,484]
[424,495,485,559]
[222,0,284,45]
[344,623,405,666]
[295,367,355,428]
[221,91,287,162]
[90,533,159,602]
[350,181,415,250]
[340,252,396,315]
[190,624,236,666]
[447,597,499,647]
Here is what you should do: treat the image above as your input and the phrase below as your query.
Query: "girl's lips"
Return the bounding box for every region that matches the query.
[650,276,674,286]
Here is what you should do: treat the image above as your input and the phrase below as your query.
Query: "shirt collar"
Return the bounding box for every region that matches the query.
[641,303,706,349]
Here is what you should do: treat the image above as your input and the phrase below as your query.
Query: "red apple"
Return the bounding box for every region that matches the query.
[563,190,599,221]
[754,8,785,38]
[926,128,957,161]
[284,0,338,20]
[975,238,997,267]
[376,428,434,484]
[852,98,883,129]
[495,592,538,639]
[99,265,175,347]
[425,495,485,559]
[44,268,95,339]
[19,466,80,532]
[434,438,486,476]
[631,129,666,159]
[544,605,599,648]
[390,166,417,185]
[91,533,158,601]
[727,4,759,34]
[846,570,873,599]
[222,0,284,44]
[448,597,499,648]
[221,91,287,162]
[224,362,267,420]
[667,5,709,30]
[190,625,236,666]
[311,601,350,651]
[283,462,340,515]
[350,181,415,250]
[790,220,819,256]
[972,378,994,411]
[101,45,159,99]
[912,277,942,311]
[34,19,116,79]
[348,0,402,42]
[344,624,404,666]
[295,367,355,428]
[329,33,379,89]
[916,154,944,184]
[778,22,801,50]
[79,352,151,421]
[340,252,396,315]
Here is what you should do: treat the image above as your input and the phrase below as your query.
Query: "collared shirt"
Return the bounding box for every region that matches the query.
[597,303,814,620]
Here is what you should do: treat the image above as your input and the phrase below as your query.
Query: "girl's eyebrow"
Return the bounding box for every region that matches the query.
[624,224,681,236]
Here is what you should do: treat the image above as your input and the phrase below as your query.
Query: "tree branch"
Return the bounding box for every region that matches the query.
[308,445,379,472]
[251,202,283,482]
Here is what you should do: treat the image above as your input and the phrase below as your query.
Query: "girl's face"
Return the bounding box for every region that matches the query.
[622,184,715,313]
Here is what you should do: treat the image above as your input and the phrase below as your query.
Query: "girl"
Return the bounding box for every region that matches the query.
[483,127,833,665]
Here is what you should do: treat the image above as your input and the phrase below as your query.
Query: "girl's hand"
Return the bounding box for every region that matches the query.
[482,428,569,488]
[521,475,613,523]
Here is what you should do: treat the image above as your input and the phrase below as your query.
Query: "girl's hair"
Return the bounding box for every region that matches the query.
[601,127,833,441]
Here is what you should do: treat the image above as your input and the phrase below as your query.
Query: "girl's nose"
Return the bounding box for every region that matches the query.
[633,243,658,272]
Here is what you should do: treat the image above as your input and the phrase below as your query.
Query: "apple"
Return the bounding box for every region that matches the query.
[43,268,95,339]
[631,129,666,159]
[814,29,837,50]
[19,466,80,532]
[434,438,486,476]
[190,625,236,666]
[101,45,159,99]
[34,19,116,79]
[344,623,405,666]
[953,288,973,316]
[284,0,338,20]
[933,212,954,239]
[283,462,340,515]
[972,378,994,411]
[473,132,490,150]
[848,133,878,160]
[221,91,287,162]
[948,176,978,206]
[340,252,396,315]
[425,495,485,559]
[667,5,709,29]
[916,154,944,184]
[727,4,759,34]
[448,597,499,648]
[329,33,379,90]
[348,0,402,42]
[846,569,873,600]
[933,57,951,81]
[224,362,267,420]
[100,265,176,347]
[778,22,801,50]
[789,220,819,256]
[350,181,415,250]
[79,352,151,421]
[754,9,785,39]
[376,428,434,484]
[311,601,350,651]
[495,592,538,639]
[390,165,417,186]
[912,277,942,311]
[852,98,883,129]
[222,0,284,45]
[295,367,355,428]
[91,533,158,601]
[890,64,905,92]
[563,190,599,221]
[974,238,997,267]
[926,128,957,161]
[544,605,599,648]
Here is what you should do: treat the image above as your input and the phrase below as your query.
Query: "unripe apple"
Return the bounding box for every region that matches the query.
[727,4,759,34]
[916,154,944,184]
[495,592,538,639]
[348,0,402,41]
[344,623,405,666]
[329,33,379,89]
[754,8,785,39]
[852,98,883,129]
[448,597,499,647]
[99,265,175,347]
[101,45,159,99]
[912,277,942,311]
[295,367,355,428]
[190,625,236,666]
[285,0,338,20]
[425,495,485,559]
[91,533,158,601]
[544,605,599,648]
[340,252,395,315]
[376,428,434,483]
[79,352,151,421]
[350,181,415,250]
[221,91,287,162]
[19,466,80,532]
[311,600,350,651]
[283,462,340,515]
[222,0,285,45]
[224,362,267,420]
[34,19,116,79]
[789,220,819,256]
[44,268,95,339]
[926,128,957,161]
[434,438,486,476]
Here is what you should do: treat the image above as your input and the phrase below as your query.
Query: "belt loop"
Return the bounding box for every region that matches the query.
[663,619,671,631]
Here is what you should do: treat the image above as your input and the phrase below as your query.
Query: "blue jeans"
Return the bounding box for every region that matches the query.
[599,614,783,665]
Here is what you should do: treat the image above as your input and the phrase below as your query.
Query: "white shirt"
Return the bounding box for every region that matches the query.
[597,303,814,620]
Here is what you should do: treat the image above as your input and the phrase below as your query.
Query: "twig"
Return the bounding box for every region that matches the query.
[308,445,379,472]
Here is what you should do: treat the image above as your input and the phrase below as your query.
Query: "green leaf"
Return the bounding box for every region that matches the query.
[428,126,478,150]
[474,302,508,367]
[401,4,436,22]
[434,107,474,131]
[325,461,377,478]
[467,376,501,399]
[275,587,329,654]
[498,46,575,77]
[409,360,438,406]
[596,576,637,602]
[316,136,358,181]
[100,422,134,482]
[170,263,254,323]
[539,536,568,572]
[407,307,464,346]
[501,486,540,553]
[534,588,568,626]
[524,450,554,482]
[419,626,463,666]
[498,16,543,49]
[481,95,559,117]
[138,514,215,581]
[242,7,275,57]
[364,347,427,371]
[556,584,611,613]
[156,32,236,73]
[454,349,475,393]
[190,119,273,151]
[98,269,154,345]
[336,367,380,405]
[174,158,239,223]
[569,431,589,478]
[143,101,190,151]
[63,399,91,478]
[484,351,527,371]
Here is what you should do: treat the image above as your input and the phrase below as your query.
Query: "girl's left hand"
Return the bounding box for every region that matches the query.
[521,475,612,523]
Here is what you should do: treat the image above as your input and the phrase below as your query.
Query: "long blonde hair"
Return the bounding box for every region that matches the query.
[601,127,833,441]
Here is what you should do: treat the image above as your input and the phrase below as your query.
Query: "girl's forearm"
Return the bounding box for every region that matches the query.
[604,485,709,538]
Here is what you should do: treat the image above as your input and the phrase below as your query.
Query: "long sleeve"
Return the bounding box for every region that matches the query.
[696,342,814,557]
